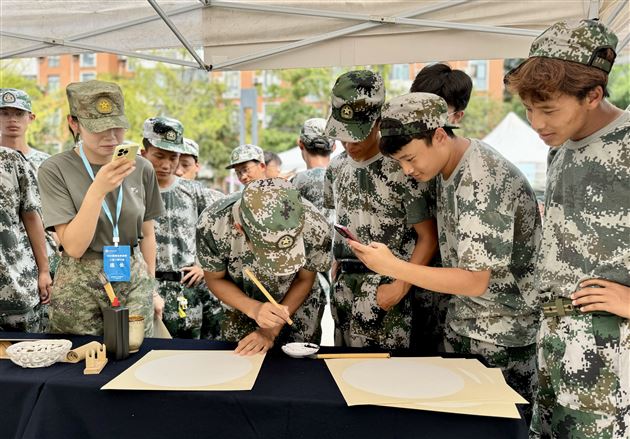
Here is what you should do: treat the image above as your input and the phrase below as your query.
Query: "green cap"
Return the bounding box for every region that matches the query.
[183,137,200,157]
[325,70,385,142]
[143,116,186,153]
[0,88,32,112]
[66,80,129,133]
[508,19,617,77]
[380,93,459,138]
[226,144,264,169]
[236,178,306,276]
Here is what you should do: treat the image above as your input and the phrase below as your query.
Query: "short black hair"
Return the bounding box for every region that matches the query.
[264,151,282,166]
[410,63,473,112]
[379,118,455,156]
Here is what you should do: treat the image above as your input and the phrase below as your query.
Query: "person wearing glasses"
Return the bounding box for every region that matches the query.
[226,144,267,186]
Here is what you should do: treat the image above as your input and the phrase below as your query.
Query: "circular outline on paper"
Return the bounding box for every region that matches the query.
[341,360,465,399]
[134,352,253,388]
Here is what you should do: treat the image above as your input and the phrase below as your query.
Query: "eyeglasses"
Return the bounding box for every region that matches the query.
[234,163,259,177]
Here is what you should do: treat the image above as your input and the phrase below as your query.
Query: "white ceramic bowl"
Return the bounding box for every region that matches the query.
[281,342,320,358]
[5,339,72,368]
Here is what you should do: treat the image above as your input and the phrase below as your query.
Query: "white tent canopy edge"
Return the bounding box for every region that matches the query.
[1,0,628,70]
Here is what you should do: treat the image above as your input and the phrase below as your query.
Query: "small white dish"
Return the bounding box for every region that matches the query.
[281,342,320,358]
[5,339,72,368]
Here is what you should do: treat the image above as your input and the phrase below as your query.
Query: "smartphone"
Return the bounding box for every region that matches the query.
[334,224,360,242]
[112,143,140,162]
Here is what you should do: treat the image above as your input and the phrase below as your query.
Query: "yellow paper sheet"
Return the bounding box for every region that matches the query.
[102,350,265,391]
[325,357,527,417]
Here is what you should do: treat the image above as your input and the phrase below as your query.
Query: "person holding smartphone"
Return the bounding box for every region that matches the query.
[38,80,164,336]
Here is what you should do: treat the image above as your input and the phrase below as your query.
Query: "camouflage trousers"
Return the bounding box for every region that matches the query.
[49,253,154,337]
[0,303,42,332]
[220,280,325,345]
[444,324,537,423]
[158,279,203,339]
[201,285,223,341]
[531,314,630,439]
[332,273,411,349]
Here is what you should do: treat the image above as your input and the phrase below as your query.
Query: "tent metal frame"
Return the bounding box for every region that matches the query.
[1,0,622,71]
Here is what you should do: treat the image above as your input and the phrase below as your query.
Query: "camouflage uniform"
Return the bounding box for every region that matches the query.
[1,89,58,331]
[40,80,163,337]
[507,20,629,439]
[0,146,42,332]
[144,117,224,339]
[324,71,435,350]
[197,178,332,344]
[381,93,541,415]
[292,118,336,223]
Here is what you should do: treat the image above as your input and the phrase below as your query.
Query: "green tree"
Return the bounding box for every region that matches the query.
[0,63,67,154]
[108,61,239,177]
[259,67,334,152]
[608,63,630,110]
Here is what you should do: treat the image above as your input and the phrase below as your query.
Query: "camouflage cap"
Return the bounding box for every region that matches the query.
[236,178,306,276]
[143,116,186,153]
[226,143,264,169]
[0,88,32,112]
[183,137,200,157]
[66,80,129,133]
[510,19,617,76]
[300,118,335,152]
[325,70,385,142]
[380,93,459,138]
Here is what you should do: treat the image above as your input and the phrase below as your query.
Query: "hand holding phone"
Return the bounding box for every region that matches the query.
[334,224,360,242]
[112,142,140,162]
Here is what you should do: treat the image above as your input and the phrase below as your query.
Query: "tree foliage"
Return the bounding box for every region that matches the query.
[108,61,239,177]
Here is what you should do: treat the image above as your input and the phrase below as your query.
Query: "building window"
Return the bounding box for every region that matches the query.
[390,64,410,81]
[47,75,60,92]
[222,71,241,99]
[48,56,60,68]
[468,60,488,91]
[80,53,96,67]
[261,71,280,97]
[80,72,96,82]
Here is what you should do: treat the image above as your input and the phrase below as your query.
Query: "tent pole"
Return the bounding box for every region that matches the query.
[0,31,200,68]
[208,1,538,36]
[212,0,469,70]
[605,0,626,25]
[147,0,211,71]
[0,3,203,59]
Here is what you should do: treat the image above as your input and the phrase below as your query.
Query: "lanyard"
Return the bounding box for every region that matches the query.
[78,143,124,246]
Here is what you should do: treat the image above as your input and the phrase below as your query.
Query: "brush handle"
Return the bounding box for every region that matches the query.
[316,353,390,359]
[244,268,294,325]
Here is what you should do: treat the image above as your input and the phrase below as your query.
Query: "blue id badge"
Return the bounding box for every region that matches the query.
[103,245,131,282]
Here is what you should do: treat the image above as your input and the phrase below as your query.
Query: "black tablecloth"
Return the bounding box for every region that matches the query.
[2,333,528,439]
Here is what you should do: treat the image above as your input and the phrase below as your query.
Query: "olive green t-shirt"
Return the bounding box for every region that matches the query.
[38,146,164,253]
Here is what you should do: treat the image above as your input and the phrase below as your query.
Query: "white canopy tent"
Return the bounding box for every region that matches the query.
[1,1,628,70]
[482,112,549,191]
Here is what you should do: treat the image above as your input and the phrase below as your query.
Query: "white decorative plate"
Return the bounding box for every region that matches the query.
[5,339,72,368]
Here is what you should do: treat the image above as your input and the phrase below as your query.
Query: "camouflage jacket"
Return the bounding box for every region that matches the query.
[437,140,541,346]
[0,147,40,314]
[24,147,50,175]
[536,111,630,301]
[292,167,335,224]
[155,177,223,272]
[196,192,332,321]
[324,151,434,262]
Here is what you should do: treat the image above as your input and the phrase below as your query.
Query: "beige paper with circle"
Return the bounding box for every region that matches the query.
[325,357,526,418]
[102,350,265,391]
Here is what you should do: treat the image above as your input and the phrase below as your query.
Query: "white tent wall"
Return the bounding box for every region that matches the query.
[1,1,628,70]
